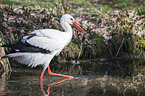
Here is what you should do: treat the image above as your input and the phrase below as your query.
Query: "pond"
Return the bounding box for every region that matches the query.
[0,59,145,96]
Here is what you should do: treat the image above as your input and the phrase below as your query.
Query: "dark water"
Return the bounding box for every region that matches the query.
[1,59,145,96]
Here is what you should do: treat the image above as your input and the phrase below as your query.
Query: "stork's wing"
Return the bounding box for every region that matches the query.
[2,39,51,54]
[3,29,65,54]
[25,36,63,53]
[23,29,66,53]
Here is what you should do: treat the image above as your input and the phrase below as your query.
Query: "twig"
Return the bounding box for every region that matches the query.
[115,38,125,57]
[104,40,125,75]
[78,42,83,59]
[104,40,113,57]
[115,60,124,75]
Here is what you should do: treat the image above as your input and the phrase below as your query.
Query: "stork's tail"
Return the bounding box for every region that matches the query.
[2,52,55,68]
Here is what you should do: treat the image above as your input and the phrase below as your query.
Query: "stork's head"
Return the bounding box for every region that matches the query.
[60,14,85,33]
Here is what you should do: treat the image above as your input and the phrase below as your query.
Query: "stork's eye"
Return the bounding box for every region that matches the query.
[70,18,73,21]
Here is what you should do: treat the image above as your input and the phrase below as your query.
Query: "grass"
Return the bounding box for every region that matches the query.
[1,0,145,83]
[0,0,58,8]
[1,1,145,94]
[1,0,143,16]
[114,0,138,7]
[0,0,92,8]
[1,0,145,59]
[98,5,112,12]
[136,7,145,15]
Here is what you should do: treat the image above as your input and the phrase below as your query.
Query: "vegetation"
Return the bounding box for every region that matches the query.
[0,0,145,73]
[0,34,11,75]
[1,0,145,95]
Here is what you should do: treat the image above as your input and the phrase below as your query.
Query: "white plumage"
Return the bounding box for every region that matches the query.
[3,14,85,81]
[26,29,72,55]
[9,51,57,68]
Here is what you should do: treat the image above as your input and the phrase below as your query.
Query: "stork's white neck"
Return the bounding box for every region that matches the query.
[60,21,73,47]
[61,21,73,33]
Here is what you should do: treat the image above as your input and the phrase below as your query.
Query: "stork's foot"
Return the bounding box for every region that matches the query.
[48,66,76,79]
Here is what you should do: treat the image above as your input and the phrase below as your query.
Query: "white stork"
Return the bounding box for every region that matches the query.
[2,14,85,82]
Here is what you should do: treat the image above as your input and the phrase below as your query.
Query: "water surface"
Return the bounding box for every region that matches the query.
[0,59,145,96]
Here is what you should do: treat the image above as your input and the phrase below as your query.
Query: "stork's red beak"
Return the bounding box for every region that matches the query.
[72,22,85,33]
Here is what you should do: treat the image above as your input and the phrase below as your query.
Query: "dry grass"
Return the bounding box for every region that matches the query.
[0,0,145,71]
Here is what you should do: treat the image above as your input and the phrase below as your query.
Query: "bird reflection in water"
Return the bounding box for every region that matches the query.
[40,78,74,96]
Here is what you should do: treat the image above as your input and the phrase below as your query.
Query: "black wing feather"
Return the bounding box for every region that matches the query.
[2,34,51,54]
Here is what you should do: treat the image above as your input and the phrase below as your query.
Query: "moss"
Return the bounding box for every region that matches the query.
[92,33,104,43]
[89,33,108,57]
[136,36,145,55]
[68,41,80,56]
[61,41,81,59]
[138,38,145,49]
[140,67,145,72]
[123,39,133,54]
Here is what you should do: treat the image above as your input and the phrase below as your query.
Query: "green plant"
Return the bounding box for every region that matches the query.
[114,0,138,7]
[136,7,145,15]
[98,5,112,12]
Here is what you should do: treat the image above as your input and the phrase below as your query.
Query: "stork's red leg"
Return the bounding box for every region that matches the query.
[40,69,45,82]
[47,66,74,78]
